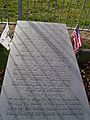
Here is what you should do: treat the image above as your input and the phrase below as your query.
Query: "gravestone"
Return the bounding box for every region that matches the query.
[0,21,90,120]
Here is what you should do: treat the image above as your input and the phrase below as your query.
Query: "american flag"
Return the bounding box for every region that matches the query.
[72,24,82,53]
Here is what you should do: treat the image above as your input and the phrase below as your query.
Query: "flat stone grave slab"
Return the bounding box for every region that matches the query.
[0,21,90,120]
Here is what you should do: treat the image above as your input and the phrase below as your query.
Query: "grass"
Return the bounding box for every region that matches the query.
[0,0,90,70]
[0,44,9,70]
[0,0,90,28]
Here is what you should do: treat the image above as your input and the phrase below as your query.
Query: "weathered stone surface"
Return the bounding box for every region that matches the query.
[0,21,90,120]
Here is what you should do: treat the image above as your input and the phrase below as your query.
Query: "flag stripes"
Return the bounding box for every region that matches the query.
[72,25,82,53]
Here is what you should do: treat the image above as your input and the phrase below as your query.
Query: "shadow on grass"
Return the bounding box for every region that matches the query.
[0,44,9,93]
[0,44,9,70]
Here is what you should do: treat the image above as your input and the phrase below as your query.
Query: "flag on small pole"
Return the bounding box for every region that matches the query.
[72,24,82,54]
[0,21,11,50]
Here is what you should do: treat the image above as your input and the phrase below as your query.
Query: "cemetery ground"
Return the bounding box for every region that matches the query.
[1,0,90,28]
[0,24,90,104]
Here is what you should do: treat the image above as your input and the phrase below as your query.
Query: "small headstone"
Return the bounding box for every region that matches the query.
[0,21,90,120]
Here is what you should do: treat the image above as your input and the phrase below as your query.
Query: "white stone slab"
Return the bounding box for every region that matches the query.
[0,21,90,120]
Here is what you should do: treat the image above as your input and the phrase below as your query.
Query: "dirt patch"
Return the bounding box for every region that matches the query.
[79,61,90,104]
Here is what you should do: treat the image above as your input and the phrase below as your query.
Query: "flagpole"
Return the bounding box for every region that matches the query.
[74,23,78,31]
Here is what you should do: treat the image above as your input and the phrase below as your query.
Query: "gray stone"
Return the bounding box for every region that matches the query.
[0,21,90,120]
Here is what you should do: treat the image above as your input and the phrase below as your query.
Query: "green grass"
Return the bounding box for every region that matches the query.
[0,0,90,70]
[0,44,9,70]
[0,0,90,28]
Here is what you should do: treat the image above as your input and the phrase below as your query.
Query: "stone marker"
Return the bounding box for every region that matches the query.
[0,21,90,120]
